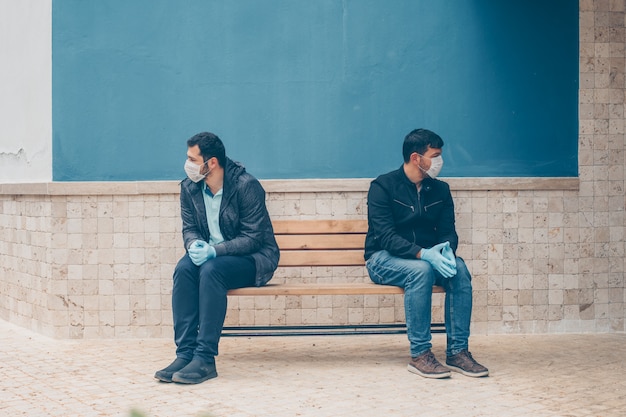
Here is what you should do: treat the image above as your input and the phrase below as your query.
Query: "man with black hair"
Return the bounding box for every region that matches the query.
[365,128,488,379]
[155,132,279,384]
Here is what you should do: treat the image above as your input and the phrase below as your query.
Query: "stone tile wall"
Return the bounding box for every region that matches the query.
[0,0,624,338]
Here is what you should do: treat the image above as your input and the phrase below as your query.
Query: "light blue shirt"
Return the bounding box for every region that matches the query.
[202,183,224,246]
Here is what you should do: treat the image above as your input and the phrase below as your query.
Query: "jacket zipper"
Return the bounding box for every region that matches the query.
[393,199,414,212]
[424,200,443,212]
[415,190,422,244]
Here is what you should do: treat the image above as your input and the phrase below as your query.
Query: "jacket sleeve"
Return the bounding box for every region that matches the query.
[435,182,459,253]
[213,177,271,257]
[180,183,205,251]
[367,180,422,259]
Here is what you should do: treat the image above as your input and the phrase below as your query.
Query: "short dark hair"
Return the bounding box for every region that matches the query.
[186,132,226,167]
[402,129,444,162]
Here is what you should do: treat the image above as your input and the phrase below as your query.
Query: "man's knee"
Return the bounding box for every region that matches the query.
[405,261,436,290]
[449,258,472,292]
[197,261,229,291]
[173,255,198,282]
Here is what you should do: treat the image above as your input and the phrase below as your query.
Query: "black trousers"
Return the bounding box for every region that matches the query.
[172,254,256,362]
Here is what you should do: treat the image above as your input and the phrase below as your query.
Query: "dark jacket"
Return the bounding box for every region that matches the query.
[179,158,280,286]
[364,166,458,260]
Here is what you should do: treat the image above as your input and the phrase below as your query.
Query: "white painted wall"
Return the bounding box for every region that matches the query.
[0,0,52,182]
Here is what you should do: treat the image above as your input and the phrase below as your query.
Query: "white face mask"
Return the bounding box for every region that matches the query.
[419,155,444,179]
[184,159,208,183]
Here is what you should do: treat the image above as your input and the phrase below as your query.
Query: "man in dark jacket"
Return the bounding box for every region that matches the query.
[155,132,279,384]
[365,128,488,379]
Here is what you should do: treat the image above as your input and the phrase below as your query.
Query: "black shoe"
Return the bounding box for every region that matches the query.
[446,350,489,377]
[171,358,218,384]
[155,358,190,383]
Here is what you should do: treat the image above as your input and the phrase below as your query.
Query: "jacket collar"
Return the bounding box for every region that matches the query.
[396,165,435,190]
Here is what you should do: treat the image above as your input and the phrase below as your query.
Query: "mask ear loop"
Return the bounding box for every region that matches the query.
[415,153,428,175]
[200,157,213,177]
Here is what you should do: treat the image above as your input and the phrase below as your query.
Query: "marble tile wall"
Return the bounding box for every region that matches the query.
[0,0,624,338]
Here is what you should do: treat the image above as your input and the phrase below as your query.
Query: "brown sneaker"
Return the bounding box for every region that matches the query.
[407,350,451,379]
[446,350,489,377]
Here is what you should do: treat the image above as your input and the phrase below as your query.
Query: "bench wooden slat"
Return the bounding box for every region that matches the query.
[279,250,365,266]
[228,283,445,296]
[230,219,445,297]
[276,234,366,250]
[273,219,367,234]
[227,219,446,335]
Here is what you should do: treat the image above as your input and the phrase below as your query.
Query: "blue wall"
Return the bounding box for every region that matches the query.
[52,0,578,181]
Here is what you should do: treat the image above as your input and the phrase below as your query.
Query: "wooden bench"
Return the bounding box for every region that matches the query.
[224,219,444,336]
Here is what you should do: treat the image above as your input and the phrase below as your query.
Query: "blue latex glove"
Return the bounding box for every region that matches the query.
[420,241,457,278]
[442,242,456,265]
[187,240,216,266]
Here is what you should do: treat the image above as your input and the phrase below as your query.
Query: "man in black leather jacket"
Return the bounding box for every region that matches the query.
[155,132,279,384]
[365,128,488,379]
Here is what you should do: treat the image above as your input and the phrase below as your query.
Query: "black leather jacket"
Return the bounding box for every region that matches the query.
[179,158,280,286]
[364,166,458,260]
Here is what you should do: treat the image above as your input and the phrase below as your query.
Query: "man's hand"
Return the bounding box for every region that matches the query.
[419,241,457,278]
[442,242,456,265]
[188,240,217,266]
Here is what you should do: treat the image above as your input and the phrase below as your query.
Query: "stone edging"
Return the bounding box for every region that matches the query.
[0,177,579,195]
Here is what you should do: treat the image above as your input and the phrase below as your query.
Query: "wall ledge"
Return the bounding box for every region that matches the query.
[0,177,579,195]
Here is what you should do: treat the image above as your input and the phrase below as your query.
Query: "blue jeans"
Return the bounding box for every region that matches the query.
[172,254,256,362]
[366,250,473,357]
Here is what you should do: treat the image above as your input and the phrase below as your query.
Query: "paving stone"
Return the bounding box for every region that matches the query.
[1,319,625,417]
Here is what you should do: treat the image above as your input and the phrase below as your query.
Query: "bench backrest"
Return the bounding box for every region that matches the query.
[273,219,367,267]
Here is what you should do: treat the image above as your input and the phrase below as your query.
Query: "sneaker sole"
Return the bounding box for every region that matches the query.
[445,364,489,378]
[154,373,174,383]
[171,371,218,384]
[407,364,451,379]
[154,359,191,383]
